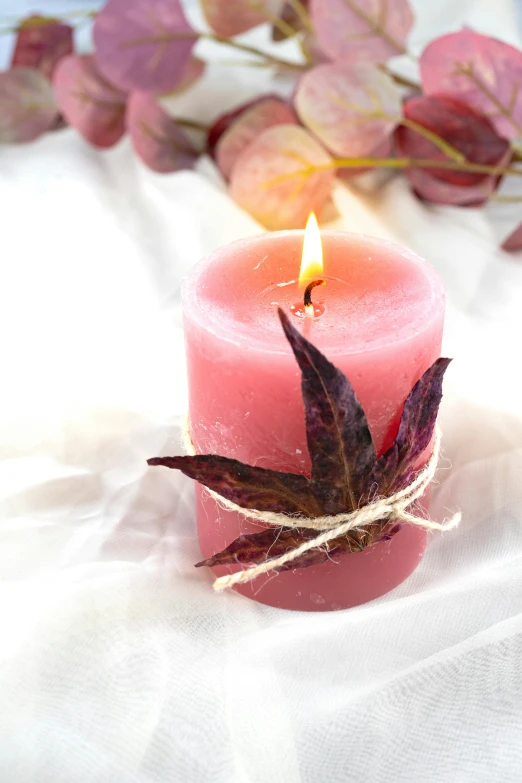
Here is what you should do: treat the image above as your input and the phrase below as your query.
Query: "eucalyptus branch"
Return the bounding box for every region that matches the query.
[263,156,522,189]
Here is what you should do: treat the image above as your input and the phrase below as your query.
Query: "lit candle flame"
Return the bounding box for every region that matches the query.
[299,212,323,286]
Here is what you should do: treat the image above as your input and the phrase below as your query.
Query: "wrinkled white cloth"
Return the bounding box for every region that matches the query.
[1,1,522,781]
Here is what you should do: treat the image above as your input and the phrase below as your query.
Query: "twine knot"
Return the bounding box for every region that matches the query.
[183,419,461,592]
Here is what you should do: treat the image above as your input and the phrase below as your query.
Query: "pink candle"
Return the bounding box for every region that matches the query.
[182,230,445,611]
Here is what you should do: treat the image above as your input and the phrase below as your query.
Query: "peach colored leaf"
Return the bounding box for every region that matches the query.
[201,0,285,37]
[0,67,58,143]
[229,124,335,229]
[93,0,196,93]
[126,91,198,173]
[295,62,401,157]
[216,97,297,179]
[11,15,73,80]
[420,29,522,140]
[310,0,413,64]
[53,54,126,148]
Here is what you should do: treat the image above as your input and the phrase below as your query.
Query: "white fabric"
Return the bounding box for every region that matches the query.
[1,1,522,781]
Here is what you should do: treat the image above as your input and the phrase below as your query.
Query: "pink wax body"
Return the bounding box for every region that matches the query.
[182,231,445,611]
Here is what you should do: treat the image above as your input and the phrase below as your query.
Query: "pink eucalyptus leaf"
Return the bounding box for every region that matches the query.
[420,29,522,141]
[310,0,414,64]
[502,223,522,252]
[207,94,283,157]
[166,55,206,95]
[93,0,197,93]
[295,62,401,158]
[11,15,73,80]
[394,94,511,205]
[229,124,335,229]
[0,67,58,143]
[53,54,126,148]
[216,97,297,179]
[202,0,284,37]
[127,91,198,173]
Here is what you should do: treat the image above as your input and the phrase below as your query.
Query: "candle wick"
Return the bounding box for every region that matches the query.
[303,279,325,309]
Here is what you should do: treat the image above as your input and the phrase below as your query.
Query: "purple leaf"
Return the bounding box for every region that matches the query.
[278,308,376,514]
[310,0,414,64]
[147,454,320,517]
[216,97,297,179]
[502,223,522,252]
[93,0,197,93]
[196,525,365,572]
[0,67,58,143]
[229,124,335,230]
[420,29,522,140]
[148,318,452,575]
[295,62,402,158]
[394,94,511,205]
[11,15,73,80]
[201,0,285,37]
[126,91,198,173]
[53,54,126,149]
[394,357,451,487]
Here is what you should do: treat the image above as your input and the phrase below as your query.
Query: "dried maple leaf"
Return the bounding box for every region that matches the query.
[148,309,451,572]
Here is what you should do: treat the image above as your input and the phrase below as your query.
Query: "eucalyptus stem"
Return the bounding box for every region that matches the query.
[174,118,209,132]
[264,156,522,189]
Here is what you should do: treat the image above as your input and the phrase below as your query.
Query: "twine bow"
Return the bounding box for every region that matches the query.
[183,420,461,592]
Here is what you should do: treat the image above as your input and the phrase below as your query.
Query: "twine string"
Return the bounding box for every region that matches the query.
[183,419,461,592]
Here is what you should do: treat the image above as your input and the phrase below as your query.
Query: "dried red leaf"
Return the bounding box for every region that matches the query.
[310,0,414,64]
[394,94,511,205]
[147,454,320,516]
[502,223,522,252]
[215,97,297,179]
[279,308,376,514]
[53,55,126,149]
[149,310,451,574]
[0,67,58,143]
[93,0,197,93]
[420,29,522,141]
[127,91,197,173]
[11,15,73,80]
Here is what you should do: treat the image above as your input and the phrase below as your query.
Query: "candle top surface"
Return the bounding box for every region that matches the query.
[182,231,445,355]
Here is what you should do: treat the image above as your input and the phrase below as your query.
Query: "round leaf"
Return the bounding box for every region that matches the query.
[126,91,198,173]
[93,0,197,93]
[53,54,126,148]
[229,124,335,229]
[11,15,73,80]
[394,94,511,205]
[216,97,297,179]
[295,62,401,157]
[420,29,522,140]
[0,67,58,143]
[202,0,284,37]
[310,0,414,64]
